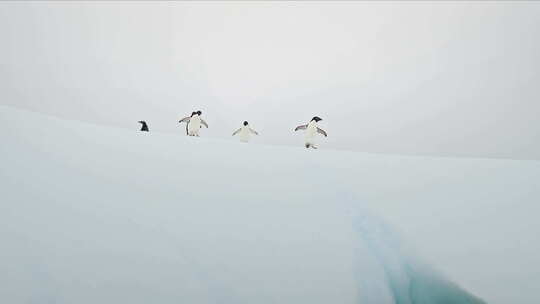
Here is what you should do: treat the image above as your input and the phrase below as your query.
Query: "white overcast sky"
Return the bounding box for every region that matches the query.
[1,1,539,159]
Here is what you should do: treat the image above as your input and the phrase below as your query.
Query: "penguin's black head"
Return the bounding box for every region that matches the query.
[243,121,248,126]
[191,111,197,117]
[311,116,322,122]
[197,110,202,116]
[138,120,146,124]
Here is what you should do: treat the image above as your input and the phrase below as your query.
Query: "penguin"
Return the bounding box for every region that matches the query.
[179,112,196,135]
[294,116,327,149]
[232,121,259,143]
[138,120,149,132]
[179,110,208,136]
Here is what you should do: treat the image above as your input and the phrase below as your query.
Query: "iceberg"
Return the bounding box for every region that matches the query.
[3,105,535,303]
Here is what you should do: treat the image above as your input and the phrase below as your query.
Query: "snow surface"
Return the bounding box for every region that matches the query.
[1,106,539,303]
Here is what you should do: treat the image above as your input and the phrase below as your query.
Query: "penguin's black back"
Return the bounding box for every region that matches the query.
[139,121,149,132]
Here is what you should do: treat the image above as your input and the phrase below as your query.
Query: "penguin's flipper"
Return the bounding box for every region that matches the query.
[316,127,328,137]
[185,123,189,135]
[179,117,191,123]
[232,128,242,136]
[249,128,259,135]
[200,119,209,128]
[295,124,307,131]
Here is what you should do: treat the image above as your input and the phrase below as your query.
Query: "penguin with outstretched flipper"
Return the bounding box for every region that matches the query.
[294,116,327,149]
[179,111,208,137]
[232,121,259,143]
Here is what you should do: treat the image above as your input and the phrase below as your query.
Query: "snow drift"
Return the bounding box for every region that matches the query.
[1,106,538,303]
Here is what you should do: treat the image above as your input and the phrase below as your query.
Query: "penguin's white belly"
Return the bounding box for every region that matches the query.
[305,125,317,143]
[239,128,251,142]
[188,117,201,135]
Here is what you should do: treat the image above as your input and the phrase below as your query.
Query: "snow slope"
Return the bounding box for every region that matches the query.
[1,106,538,303]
